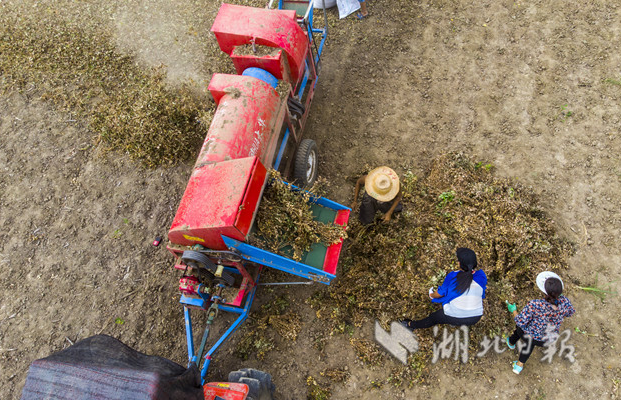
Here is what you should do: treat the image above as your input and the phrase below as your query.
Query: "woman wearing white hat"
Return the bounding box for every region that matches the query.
[350,166,403,225]
[505,271,575,374]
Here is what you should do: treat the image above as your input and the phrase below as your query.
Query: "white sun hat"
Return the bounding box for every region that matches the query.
[536,271,564,295]
[365,166,400,202]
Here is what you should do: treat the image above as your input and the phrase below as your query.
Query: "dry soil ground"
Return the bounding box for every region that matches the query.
[1,0,621,399]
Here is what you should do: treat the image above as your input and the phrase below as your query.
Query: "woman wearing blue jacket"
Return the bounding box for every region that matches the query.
[402,247,487,330]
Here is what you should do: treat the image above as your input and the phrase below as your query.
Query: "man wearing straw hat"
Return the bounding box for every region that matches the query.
[351,166,403,225]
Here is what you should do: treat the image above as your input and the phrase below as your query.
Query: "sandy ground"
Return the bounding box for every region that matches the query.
[2,0,621,399]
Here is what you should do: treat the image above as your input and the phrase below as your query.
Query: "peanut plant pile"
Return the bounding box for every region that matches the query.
[0,3,214,167]
[311,153,573,378]
[234,295,301,361]
[252,172,348,262]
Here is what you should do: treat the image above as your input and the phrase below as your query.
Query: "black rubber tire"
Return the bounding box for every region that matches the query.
[293,139,318,187]
[228,368,275,400]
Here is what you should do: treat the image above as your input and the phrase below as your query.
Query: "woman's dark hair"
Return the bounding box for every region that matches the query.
[455,248,477,294]
[544,277,563,305]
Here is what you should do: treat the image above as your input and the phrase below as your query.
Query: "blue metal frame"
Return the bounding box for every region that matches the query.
[273,0,328,170]
[303,2,328,64]
[222,236,335,284]
[312,21,328,63]
[184,307,196,364]
[182,273,260,384]
[298,60,311,98]
[274,127,290,170]
[200,282,257,381]
[280,180,350,210]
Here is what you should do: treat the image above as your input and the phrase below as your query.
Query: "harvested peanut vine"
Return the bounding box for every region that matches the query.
[308,153,573,384]
[252,171,348,261]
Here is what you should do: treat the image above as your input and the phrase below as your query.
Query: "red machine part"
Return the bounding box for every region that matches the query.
[173,259,258,307]
[231,49,292,86]
[204,382,249,400]
[198,74,286,168]
[168,5,311,251]
[179,275,199,296]
[168,156,267,249]
[211,4,309,84]
[169,53,288,250]
[323,209,350,275]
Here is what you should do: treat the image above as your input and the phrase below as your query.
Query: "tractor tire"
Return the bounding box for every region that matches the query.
[294,139,318,188]
[228,368,275,400]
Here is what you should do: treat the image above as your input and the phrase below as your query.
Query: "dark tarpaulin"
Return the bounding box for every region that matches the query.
[21,335,204,400]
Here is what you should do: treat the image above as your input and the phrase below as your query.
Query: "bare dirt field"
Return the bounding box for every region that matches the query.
[2,0,621,399]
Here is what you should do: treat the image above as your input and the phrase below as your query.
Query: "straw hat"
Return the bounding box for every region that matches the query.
[365,166,400,202]
[536,271,564,295]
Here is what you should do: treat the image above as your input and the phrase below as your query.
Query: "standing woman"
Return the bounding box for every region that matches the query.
[506,271,575,374]
[402,247,487,330]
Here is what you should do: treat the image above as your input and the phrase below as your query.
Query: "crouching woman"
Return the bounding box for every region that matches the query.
[402,247,487,330]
